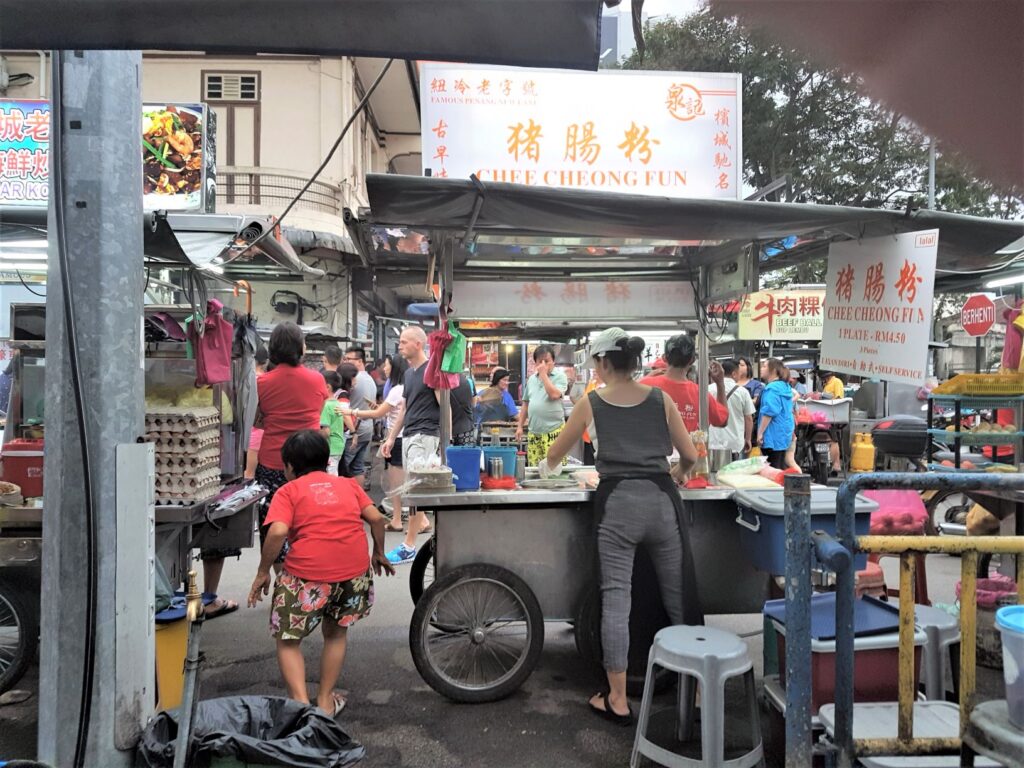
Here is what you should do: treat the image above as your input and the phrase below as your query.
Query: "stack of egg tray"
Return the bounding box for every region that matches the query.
[145,406,221,505]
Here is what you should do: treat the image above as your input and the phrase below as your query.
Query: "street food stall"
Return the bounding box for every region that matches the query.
[0,298,267,694]
[349,172,1023,705]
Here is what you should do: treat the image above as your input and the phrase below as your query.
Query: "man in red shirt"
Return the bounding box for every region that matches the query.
[248,430,394,716]
[640,334,728,433]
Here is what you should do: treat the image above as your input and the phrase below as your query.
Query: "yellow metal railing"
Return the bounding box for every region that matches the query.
[850,535,1024,758]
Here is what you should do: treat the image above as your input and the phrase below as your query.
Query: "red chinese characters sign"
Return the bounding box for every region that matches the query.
[0,100,49,207]
[738,290,825,340]
[821,230,938,386]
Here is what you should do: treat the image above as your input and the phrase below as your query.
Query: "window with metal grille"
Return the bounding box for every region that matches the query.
[203,73,259,102]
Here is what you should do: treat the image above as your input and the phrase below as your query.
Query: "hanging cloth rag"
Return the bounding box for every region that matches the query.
[425,326,460,390]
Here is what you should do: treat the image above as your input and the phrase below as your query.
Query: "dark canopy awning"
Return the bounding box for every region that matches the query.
[0,0,604,70]
[361,173,1024,290]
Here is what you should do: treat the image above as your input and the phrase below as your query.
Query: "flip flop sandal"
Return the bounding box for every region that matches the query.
[328,692,347,717]
[588,692,632,726]
[385,521,405,532]
[204,598,239,619]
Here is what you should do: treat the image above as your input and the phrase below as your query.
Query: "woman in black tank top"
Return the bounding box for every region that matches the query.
[540,328,701,725]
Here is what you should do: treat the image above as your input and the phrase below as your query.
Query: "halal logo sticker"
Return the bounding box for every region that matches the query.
[666,83,705,121]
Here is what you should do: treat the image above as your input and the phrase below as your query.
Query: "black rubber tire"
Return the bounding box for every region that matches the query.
[0,576,38,695]
[409,536,435,605]
[925,490,972,537]
[409,563,544,703]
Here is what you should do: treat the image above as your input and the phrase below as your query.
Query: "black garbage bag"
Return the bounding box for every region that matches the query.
[138,695,365,768]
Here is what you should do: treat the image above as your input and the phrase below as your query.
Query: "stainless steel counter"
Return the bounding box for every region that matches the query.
[407,485,737,508]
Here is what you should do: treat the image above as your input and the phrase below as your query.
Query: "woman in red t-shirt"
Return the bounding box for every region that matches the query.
[255,322,330,558]
[639,334,729,433]
[249,430,394,715]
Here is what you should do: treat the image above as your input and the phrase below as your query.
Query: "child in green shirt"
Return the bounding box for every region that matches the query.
[320,370,355,475]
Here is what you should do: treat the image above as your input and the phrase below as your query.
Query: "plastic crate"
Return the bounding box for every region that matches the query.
[801,397,852,424]
[771,619,925,711]
[932,373,1024,396]
[734,488,878,573]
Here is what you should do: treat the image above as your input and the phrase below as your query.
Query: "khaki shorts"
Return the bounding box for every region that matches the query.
[403,433,440,470]
[270,568,374,640]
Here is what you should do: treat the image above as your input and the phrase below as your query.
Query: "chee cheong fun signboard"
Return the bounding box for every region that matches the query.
[421,64,742,199]
[820,230,938,386]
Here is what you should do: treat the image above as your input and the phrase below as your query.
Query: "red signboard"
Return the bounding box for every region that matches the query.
[961,294,996,337]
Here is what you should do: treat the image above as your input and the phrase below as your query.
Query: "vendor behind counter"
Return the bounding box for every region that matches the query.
[475,367,519,424]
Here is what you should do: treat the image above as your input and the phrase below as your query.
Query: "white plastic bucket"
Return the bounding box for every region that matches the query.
[995,605,1024,729]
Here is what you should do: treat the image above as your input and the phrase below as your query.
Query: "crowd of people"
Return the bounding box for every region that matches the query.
[224,320,850,720]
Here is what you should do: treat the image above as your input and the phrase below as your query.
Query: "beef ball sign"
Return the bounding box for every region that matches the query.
[961,294,996,337]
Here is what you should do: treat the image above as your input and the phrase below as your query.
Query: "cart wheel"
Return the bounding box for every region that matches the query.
[409,536,435,605]
[409,563,544,703]
[926,491,972,537]
[0,577,37,694]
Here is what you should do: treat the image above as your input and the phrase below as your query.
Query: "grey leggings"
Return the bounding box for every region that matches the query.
[597,479,686,672]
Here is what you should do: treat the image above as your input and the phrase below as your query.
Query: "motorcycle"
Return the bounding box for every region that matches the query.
[795,420,834,485]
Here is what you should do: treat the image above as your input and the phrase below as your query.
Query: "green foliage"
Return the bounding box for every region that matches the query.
[621,12,1022,218]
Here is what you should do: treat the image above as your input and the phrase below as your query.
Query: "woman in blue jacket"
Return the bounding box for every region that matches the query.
[757,358,795,470]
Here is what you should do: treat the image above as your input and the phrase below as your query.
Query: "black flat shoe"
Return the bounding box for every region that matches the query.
[589,692,633,726]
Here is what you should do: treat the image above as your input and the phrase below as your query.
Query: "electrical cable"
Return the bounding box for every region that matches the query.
[51,50,98,768]
[15,268,45,297]
[234,58,394,261]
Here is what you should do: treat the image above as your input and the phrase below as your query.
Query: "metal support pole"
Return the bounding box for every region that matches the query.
[697,267,709,434]
[897,554,917,743]
[784,473,813,767]
[40,50,146,768]
[437,240,453,456]
[928,138,936,209]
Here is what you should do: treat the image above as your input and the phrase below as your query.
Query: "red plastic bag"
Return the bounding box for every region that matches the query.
[189,299,234,385]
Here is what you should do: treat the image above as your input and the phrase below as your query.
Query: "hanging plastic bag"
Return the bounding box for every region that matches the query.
[189,298,234,385]
[441,320,467,374]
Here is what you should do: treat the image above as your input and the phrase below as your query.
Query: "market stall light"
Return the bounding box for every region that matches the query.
[0,251,47,261]
[0,261,47,271]
[0,239,47,249]
[984,272,1024,289]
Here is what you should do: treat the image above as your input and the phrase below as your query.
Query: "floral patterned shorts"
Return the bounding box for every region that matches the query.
[270,568,374,640]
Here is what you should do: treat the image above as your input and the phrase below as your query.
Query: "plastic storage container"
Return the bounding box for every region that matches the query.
[803,397,852,424]
[482,446,517,478]
[872,416,929,458]
[733,487,879,573]
[445,445,482,491]
[996,605,1024,729]
[1,438,44,498]
[765,593,925,711]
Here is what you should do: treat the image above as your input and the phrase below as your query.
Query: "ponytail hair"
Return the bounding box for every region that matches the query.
[601,335,646,373]
[764,357,787,381]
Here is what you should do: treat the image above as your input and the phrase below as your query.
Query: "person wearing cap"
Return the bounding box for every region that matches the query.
[789,369,809,397]
[540,327,702,725]
[475,367,519,424]
[515,345,570,466]
[819,369,845,401]
[639,334,729,434]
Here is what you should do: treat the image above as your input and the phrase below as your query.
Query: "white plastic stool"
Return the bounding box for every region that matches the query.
[915,604,961,701]
[631,625,763,768]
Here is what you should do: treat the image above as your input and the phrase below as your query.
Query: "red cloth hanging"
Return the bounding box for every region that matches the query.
[425,327,460,390]
[189,298,234,385]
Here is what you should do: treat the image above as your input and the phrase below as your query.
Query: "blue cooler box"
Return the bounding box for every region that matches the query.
[733,488,878,573]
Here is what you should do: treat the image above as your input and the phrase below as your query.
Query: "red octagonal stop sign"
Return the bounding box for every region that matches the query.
[961,294,996,337]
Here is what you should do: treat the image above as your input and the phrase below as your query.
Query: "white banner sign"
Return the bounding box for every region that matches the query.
[421,64,742,199]
[738,290,825,340]
[452,280,696,321]
[820,230,938,385]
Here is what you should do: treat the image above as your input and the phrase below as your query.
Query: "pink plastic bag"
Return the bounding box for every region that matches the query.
[957,574,1017,610]
[189,298,234,385]
[865,490,929,535]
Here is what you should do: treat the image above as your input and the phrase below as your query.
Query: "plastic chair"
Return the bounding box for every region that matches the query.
[915,603,961,701]
[632,625,763,768]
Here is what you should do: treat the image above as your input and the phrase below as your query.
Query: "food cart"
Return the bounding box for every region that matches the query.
[346,172,1021,703]
[0,301,266,694]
